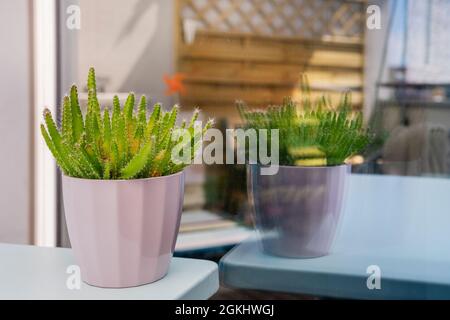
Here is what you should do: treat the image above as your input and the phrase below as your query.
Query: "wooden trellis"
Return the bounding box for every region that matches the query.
[179,0,365,40]
[176,0,367,124]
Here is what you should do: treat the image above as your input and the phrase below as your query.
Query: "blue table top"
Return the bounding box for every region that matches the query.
[220,174,450,299]
[0,244,219,300]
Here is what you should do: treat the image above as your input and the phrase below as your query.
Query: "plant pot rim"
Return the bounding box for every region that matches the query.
[62,170,184,183]
[252,163,350,169]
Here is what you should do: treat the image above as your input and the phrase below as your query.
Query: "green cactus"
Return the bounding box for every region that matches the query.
[70,85,84,143]
[41,67,213,179]
[238,80,373,167]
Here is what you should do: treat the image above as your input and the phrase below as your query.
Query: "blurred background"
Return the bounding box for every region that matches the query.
[1,0,450,298]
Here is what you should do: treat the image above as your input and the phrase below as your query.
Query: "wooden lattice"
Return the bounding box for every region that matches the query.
[180,0,365,40]
[176,0,366,125]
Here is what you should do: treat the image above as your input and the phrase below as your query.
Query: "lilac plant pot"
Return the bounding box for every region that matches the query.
[62,171,185,288]
[248,165,350,258]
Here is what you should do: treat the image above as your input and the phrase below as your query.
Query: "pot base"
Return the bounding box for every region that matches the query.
[79,253,172,288]
[82,271,169,289]
[261,244,330,259]
[259,234,331,258]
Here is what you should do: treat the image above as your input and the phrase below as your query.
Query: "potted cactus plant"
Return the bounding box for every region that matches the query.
[41,68,212,287]
[239,83,372,258]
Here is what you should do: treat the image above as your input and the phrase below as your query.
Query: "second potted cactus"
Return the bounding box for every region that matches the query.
[41,68,212,287]
[239,84,372,258]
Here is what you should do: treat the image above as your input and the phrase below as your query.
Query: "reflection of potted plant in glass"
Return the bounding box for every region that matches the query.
[239,83,372,258]
[41,68,212,287]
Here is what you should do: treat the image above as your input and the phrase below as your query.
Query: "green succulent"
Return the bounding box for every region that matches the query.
[41,67,212,179]
[238,80,373,167]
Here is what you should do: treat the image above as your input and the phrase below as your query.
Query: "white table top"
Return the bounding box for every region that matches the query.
[220,174,450,299]
[0,244,219,300]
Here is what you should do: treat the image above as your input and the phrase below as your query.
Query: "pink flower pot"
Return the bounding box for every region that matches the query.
[62,172,185,288]
[248,165,349,258]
